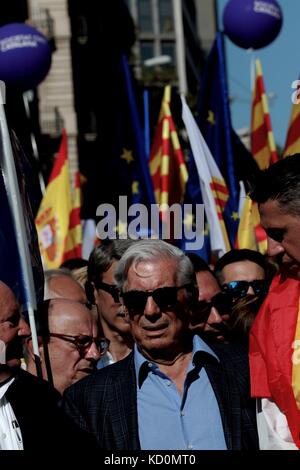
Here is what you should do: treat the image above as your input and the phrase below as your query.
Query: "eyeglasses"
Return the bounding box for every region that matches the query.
[191,292,232,324]
[49,333,110,357]
[222,279,270,298]
[121,284,193,316]
[265,227,285,243]
[96,282,120,303]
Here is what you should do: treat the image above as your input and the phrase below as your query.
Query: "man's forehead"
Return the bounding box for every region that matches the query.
[129,258,177,280]
[0,281,19,309]
[259,200,300,232]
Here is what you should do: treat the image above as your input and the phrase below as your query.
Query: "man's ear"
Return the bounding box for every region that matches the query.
[25,336,44,362]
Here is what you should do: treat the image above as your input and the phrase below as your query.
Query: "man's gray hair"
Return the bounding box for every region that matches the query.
[114,239,194,290]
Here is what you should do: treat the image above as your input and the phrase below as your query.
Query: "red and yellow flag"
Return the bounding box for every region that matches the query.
[236,195,267,254]
[251,59,278,170]
[284,81,300,157]
[240,58,277,254]
[62,170,82,261]
[250,275,300,448]
[35,130,81,268]
[149,86,188,222]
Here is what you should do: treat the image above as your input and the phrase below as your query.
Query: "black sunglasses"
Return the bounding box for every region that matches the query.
[265,227,285,243]
[96,282,120,303]
[121,284,192,316]
[191,292,232,325]
[222,279,270,298]
[49,333,110,357]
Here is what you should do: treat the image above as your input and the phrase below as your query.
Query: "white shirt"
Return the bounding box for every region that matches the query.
[257,398,298,450]
[0,377,23,450]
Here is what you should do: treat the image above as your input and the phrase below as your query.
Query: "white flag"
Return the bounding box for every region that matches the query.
[181,95,230,256]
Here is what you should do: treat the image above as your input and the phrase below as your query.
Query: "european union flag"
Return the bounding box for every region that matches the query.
[179,150,211,262]
[197,32,239,247]
[101,55,156,239]
[0,131,44,307]
[121,55,155,208]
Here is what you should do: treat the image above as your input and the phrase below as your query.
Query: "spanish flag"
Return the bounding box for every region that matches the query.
[35,129,80,268]
[251,59,278,170]
[62,169,82,261]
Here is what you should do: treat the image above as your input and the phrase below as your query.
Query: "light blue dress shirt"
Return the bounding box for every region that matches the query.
[134,335,227,450]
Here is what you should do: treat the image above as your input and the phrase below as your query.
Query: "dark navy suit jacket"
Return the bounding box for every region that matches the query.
[62,341,258,450]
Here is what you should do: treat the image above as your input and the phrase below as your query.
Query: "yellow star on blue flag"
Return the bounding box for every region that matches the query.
[207,110,215,125]
[121,148,134,164]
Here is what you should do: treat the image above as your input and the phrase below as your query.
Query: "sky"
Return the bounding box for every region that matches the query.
[217,0,300,149]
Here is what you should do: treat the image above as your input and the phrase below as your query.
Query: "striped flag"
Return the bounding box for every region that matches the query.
[181,95,230,256]
[149,86,188,223]
[62,170,82,261]
[283,79,300,157]
[35,129,75,268]
[236,186,267,254]
[251,59,278,169]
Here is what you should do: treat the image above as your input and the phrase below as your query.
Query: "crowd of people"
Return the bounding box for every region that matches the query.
[1,154,300,451]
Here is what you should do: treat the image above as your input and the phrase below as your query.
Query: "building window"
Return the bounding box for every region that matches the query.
[161,41,175,66]
[128,0,177,84]
[140,40,154,62]
[159,0,173,33]
[137,0,153,33]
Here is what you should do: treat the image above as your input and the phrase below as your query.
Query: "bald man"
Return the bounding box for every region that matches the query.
[0,281,93,451]
[25,299,102,393]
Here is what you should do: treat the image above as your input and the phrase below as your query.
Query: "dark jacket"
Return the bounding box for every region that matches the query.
[6,369,97,453]
[62,344,258,450]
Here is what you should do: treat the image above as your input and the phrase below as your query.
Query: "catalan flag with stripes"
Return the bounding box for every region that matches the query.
[149,85,188,223]
[35,129,76,268]
[181,95,230,256]
[284,79,300,157]
[251,59,278,169]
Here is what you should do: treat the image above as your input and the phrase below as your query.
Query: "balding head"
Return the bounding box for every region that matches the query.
[0,281,30,378]
[44,270,86,303]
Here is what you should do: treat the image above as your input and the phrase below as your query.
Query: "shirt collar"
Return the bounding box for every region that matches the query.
[134,334,219,388]
[0,376,15,401]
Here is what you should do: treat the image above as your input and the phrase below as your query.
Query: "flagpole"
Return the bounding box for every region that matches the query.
[0,100,42,377]
[172,0,187,95]
[23,91,46,195]
[143,89,150,159]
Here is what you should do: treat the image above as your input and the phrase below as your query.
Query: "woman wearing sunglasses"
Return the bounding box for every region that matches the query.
[214,249,276,338]
[215,249,275,301]
[63,239,258,450]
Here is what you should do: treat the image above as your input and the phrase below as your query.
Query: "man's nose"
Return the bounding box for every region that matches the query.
[247,286,255,295]
[144,296,161,318]
[207,306,223,325]
[267,236,285,257]
[18,316,31,336]
[85,341,101,361]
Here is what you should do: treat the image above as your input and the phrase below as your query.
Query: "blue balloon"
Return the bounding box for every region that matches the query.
[223,0,283,50]
[0,23,52,90]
